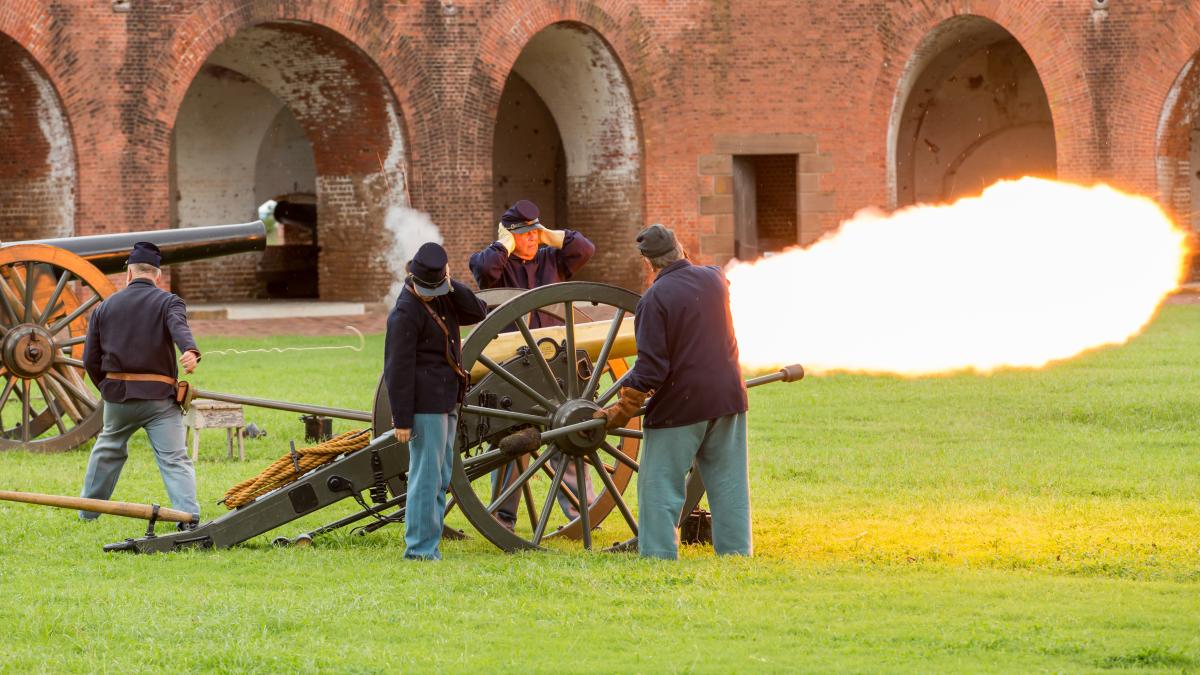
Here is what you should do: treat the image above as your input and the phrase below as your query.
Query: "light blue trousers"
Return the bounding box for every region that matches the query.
[80,398,200,519]
[638,412,751,560]
[404,411,458,560]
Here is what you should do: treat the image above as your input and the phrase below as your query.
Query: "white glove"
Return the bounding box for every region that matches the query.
[496,223,515,254]
[536,225,566,249]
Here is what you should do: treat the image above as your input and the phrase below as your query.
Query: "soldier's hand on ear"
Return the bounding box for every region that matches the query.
[536,224,566,249]
[497,223,516,254]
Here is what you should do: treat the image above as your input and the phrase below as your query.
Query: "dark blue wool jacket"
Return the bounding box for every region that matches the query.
[468,230,595,328]
[625,260,747,428]
[84,278,199,403]
[384,280,487,429]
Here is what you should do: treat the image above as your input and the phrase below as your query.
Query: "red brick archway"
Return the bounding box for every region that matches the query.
[866,3,1092,210]
[889,15,1057,207]
[462,2,652,290]
[489,22,644,289]
[134,3,438,303]
[167,20,411,303]
[0,4,61,81]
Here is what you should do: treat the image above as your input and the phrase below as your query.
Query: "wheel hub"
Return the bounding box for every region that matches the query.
[2,324,57,379]
[551,398,603,456]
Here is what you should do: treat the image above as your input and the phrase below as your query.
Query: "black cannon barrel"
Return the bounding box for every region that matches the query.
[7,222,267,274]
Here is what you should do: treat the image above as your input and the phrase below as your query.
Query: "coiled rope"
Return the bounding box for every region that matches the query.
[221,429,372,509]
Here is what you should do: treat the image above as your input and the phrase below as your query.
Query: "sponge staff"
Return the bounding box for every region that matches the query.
[0,489,199,525]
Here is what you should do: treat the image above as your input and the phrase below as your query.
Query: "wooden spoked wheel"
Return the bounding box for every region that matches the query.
[451,282,644,552]
[0,245,114,452]
[369,286,642,545]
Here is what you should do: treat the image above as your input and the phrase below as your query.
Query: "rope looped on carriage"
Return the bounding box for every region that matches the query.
[221,429,372,509]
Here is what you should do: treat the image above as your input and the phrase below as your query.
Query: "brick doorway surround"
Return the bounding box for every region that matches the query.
[697,134,834,264]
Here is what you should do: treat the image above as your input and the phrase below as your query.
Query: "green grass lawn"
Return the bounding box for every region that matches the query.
[1,308,1198,672]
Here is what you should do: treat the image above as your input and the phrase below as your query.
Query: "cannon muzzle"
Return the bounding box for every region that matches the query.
[5,221,267,274]
[745,363,805,387]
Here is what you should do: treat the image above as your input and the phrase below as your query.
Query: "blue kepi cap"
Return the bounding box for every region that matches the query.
[409,242,450,297]
[500,200,541,234]
[127,241,162,268]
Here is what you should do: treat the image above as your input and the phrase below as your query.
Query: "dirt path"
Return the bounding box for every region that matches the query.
[190,311,389,337]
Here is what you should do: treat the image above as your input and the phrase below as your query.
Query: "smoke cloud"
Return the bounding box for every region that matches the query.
[727,178,1189,376]
[383,206,443,303]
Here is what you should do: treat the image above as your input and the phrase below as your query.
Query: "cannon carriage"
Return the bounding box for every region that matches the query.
[103,280,803,555]
[0,222,804,554]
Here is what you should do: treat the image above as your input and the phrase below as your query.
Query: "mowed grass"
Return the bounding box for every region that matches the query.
[0,308,1198,672]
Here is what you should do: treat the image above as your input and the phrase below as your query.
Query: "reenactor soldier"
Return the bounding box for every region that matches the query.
[597,224,752,560]
[469,199,596,328]
[79,242,202,525]
[469,199,597,530]
[385,242,487,560]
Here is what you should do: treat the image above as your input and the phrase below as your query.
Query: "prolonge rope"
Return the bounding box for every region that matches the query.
[221,429,372,509]
[203,327,365,357]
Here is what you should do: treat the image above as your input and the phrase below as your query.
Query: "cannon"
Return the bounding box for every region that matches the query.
[101,281,805,554]
[0,222,266,453]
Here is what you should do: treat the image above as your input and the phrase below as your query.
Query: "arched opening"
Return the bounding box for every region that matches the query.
[0,33,75,240]
[170,21,410,302]
[890,17,1056,207]
[493,23,643,289]
[1156,55,1200,280]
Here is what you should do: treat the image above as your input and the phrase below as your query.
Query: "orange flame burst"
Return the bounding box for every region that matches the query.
[727,178,1190,377]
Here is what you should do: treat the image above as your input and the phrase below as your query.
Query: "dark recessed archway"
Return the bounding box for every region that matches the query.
[0,32,75,241]
[890,16,1057,207]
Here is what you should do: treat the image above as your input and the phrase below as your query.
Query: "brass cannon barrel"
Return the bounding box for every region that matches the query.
[4,221,267,274]
[472,316,637,381]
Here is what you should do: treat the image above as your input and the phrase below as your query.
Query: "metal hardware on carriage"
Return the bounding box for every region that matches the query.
[369,449,389,505]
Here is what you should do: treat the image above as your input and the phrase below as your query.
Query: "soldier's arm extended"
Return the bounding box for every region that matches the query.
[165,296,200,362]
[550,229,596,280]
[449,279,488,325]
[597,296,658,428]
[383,303,419,430]
[83,305,104,388]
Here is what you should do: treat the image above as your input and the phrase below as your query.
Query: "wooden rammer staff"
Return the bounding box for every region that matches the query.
[0,490,198,524]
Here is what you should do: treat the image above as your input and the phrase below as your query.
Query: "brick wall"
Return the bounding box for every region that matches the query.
[1,0,1199,297]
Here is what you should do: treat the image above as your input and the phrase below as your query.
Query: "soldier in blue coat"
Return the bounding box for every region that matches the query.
[597,224,751,560]
[79,242,202,524]
[469,199,596,530]
[469,199,595,328]
[384,242,487,560]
